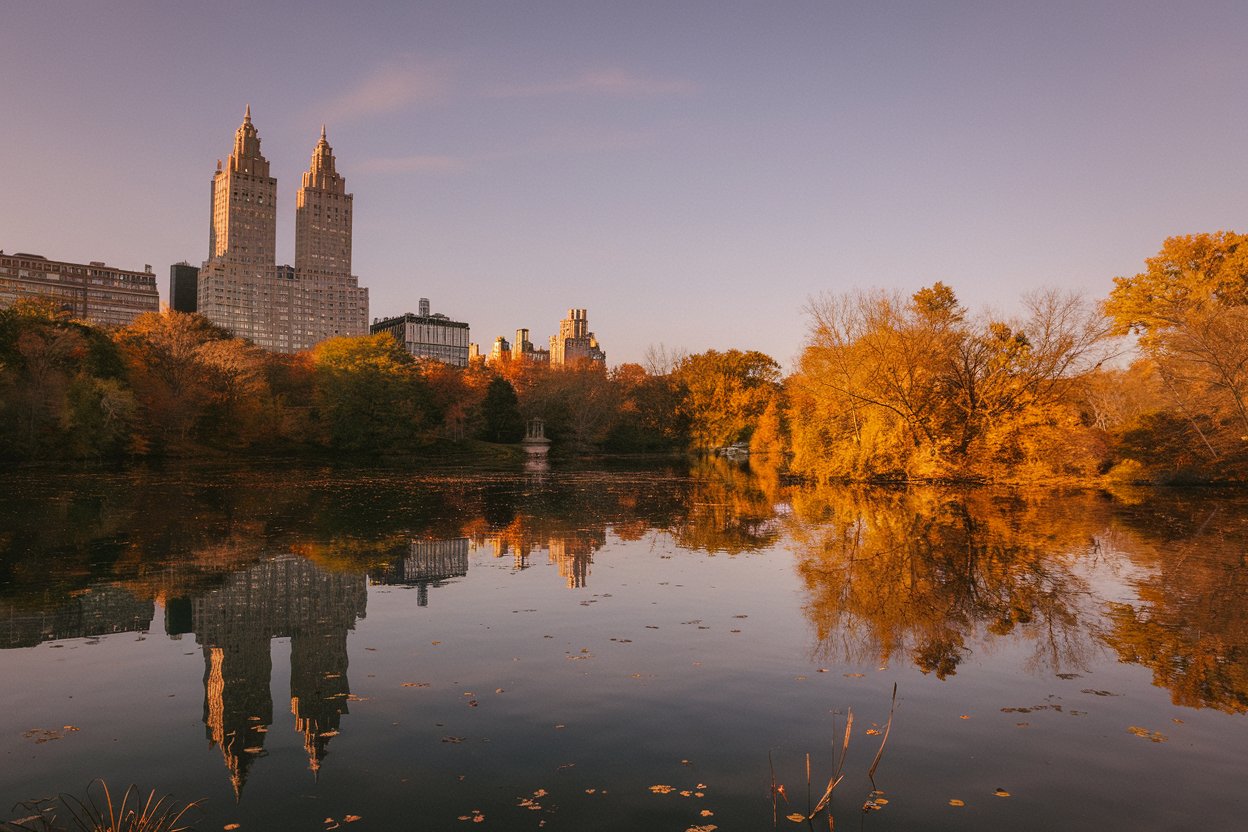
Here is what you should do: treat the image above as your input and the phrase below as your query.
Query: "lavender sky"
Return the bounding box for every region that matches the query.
[3,1,1246,366]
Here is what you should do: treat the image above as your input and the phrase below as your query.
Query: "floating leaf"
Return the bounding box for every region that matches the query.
[344,816,362,823]
[994,789,1010,797]
[785,813,806,822]
[949,799,965,807]
[649,785,675,794]
[1127,726,1168,742]
[224,825,240,830]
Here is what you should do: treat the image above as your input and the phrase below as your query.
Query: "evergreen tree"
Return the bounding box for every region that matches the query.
[479,376,524,443]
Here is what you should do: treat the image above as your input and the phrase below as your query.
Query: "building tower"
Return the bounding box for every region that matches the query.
[549,308,606,365]
[208,105,277,267]
[295,126,353,278]
[199,109,368,352]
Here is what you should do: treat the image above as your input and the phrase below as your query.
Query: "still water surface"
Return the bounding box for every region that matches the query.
[1,460,1246,830]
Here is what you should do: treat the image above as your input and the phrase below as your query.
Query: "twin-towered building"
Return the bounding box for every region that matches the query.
[198,107,369,352]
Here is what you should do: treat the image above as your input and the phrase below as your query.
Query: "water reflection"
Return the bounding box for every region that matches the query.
[370,538,470,605]
[2,460,1248,787]
[1099,495,1248,714]
[787,487,1103,677]
[181,555,366,795]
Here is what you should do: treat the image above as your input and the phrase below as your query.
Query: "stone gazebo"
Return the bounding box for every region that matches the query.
[521,418,551,458]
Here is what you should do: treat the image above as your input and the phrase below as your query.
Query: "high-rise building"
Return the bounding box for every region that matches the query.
[549,308,606,365]
[370,297,471,367]
[198,108,368,352]
[296,126,352,278]
[169,262,199,312]
[511,327,550,363]
[0,250,158,326]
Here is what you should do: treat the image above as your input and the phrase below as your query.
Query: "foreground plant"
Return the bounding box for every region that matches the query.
[3,781,200,832]
[773,683,897,828]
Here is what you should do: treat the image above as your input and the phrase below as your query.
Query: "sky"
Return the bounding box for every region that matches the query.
[3,1,1247,368]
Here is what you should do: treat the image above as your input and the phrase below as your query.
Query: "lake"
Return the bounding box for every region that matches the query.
[1,459,1246,831]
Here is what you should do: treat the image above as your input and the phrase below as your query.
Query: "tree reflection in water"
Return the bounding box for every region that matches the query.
[786,486,1103,678]
[2,463,1247,723]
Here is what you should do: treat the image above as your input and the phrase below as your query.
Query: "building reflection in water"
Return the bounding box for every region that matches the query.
[166,555,367,797]
[0,585,154,649]
[369,538,469,606]
[470,528,605,588]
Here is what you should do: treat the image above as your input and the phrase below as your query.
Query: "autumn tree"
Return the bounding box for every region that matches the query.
[604,362,687,451]
[311,334,435,452]
[1105,232,1248,474]
[791,283,1107,482]
[671,349,782,450]
[0,299,136,458]
[114,310,233,449]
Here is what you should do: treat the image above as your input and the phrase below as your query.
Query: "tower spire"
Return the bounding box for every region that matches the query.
[244,104,251,123]
[320,123,327,141]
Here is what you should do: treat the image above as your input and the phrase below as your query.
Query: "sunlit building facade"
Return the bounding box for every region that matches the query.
[0,250,158,326]
[549,308,606,365]
[371,297,470,367]
[199,108,368,352]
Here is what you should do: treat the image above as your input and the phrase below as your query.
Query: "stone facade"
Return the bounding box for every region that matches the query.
[371,297,470,367]
[0,250,159,326]
[549,308,606,365]
[199,108,368,352]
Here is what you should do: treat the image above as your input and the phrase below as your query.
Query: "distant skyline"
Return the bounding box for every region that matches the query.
[3,1,1246,366]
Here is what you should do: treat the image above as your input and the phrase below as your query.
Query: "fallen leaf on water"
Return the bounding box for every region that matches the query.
[401,682,430,688]
[844,673,864,678]
[224,825,240,830]
[785,812,806,822]
[1127,726,1168,742]
[649,785,675,794]
[700,809,714,817]
[585,789,596,794]
[679,790,692,797]
[344,816,362,823]
[696,783,707,789]
[866,728,880,735]
[441,736,465,744]
[1081,689,1118,697]
[959,714,970,719]
[875,798,889,805]
[994,789,1010,797]
[686,826,717,832]
[680,759,692,766]
[949,799,965,807]
[62,726,79,732]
